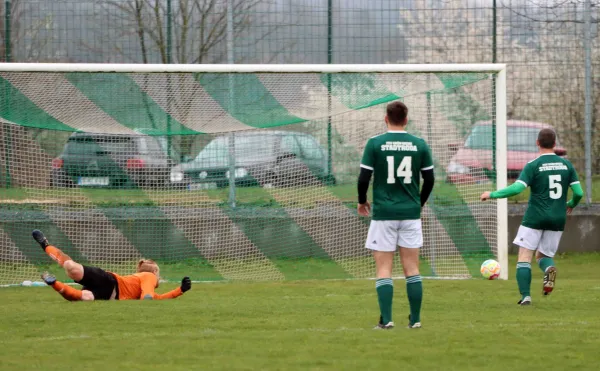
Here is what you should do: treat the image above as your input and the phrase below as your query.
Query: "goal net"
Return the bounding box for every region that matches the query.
[0,64,507,285]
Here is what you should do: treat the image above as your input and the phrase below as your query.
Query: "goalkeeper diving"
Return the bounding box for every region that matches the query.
[32,230,192,301]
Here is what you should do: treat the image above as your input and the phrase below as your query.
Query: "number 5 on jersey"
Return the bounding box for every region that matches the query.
[549,174,562,199]
[386,156,412,184]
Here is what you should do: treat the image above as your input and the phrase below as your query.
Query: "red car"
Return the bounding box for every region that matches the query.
[446,120,567,184]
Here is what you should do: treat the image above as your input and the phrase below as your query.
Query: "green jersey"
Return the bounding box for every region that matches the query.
[360,131,434,220]
[517,153,580,231]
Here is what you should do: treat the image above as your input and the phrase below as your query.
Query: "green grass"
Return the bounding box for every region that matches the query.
[2,253,600,371]
[3,176,599,208]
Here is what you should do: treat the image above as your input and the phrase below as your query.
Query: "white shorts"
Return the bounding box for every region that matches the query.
[513,225,563,258]
[366,220,423,251]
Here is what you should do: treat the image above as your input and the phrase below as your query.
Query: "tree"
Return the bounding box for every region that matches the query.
[78,0,292,158]
[398,0,600,174]
[1,1,63,188]
[84,0,286,64]
[0,0,56,62]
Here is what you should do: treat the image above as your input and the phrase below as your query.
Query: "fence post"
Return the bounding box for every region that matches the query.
[166,0,173,159]
[492,0,497,64]
[4,0,12,188]
[227,0,236,208]
[584,0,593,205]
[491,0,497,185]
[326,0,333,180]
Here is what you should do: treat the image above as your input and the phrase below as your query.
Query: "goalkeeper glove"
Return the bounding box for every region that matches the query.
[181,276,192,293]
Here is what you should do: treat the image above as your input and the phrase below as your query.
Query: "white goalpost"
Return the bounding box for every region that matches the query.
[0,63,507,285]
[495,67,508,280]
[0,63,505,73]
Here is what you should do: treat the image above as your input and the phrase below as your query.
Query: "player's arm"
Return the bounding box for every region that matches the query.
[420,141,435,206]
[485,182,527,200]
[420,169,434,206]
[357,167,372,205]
[357,139,374,216]
[567,183,584,208]
[139,274,160,300]
[481,164,530,201]
[567,167,584,211]
[142,276,191,300]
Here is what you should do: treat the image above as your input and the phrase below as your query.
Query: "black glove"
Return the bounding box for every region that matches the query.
[180,276,192,293]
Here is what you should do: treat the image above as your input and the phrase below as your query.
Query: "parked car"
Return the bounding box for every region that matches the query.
[51,132,173,188]
[446,120,567,184]
[169,131,336,190]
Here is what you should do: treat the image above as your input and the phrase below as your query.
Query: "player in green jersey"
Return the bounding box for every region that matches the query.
[481,128,584,305]
[358,101,435,329]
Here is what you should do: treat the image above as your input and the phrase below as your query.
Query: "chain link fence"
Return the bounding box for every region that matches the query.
[1,0,598,200]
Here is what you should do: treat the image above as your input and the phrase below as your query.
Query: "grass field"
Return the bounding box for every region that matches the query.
[2,176,599,208]
[1,253,600,371]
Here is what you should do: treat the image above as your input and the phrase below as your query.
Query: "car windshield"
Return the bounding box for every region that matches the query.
[465,125,546,152]
[65,136,135,154]
[194,135,276,166]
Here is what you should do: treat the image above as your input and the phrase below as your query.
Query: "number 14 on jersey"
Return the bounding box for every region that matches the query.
[386,156,412,184]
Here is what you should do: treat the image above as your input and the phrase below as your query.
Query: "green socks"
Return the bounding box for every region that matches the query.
[376,278,394,324]
[516,262,532,299]
[406,275,423,324]
[538,257,555,273]
[376,276,424,325]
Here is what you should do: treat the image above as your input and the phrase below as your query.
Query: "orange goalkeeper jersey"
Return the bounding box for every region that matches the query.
[111,272,182,300]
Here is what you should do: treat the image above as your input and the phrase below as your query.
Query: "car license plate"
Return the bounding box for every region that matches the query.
[78,177,110,186]
[188,182,217,190]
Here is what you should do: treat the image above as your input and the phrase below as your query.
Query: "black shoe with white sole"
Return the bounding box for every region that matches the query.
[518,296,532,306]
[407,314,422,329]
[373,315,394,330]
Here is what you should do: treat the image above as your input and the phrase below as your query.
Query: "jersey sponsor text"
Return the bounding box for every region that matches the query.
[381,141,418,152]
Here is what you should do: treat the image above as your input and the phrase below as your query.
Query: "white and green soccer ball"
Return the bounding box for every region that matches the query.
[480,259,501,280]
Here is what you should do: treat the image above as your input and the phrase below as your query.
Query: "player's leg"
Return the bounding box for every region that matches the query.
[75,265,119,300]
[42,265,116,301]
[41,272,95,301]
[513,226,541,305]
[397,219,423,329]
[516,248,534,305]
[32,230,72,267]
[32,230,85,280]
[373,251,395,328]
[61,260,85,281]
[366,220,398,329]
[537,230,562,296]
[33,230,117,300]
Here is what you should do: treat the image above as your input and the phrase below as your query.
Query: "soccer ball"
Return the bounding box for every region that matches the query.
[480,259,501,280]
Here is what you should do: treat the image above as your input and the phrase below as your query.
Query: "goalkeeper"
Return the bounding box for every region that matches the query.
[480,129,583,305]
[32,230,192,301]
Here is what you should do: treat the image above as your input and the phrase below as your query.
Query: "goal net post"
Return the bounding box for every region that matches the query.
[0,63,507,285]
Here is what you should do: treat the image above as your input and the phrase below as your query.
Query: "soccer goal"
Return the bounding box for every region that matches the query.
[0,63,507,285]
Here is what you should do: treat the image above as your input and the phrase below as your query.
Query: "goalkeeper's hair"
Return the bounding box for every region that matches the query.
[538,128,556,149]
[137,259,159,274]
[386,101,408,125]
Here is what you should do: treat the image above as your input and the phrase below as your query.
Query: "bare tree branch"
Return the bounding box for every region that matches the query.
[92,0,288,64]
[1,0,56,62]
[135,0,149,64]
[501,0,598,24]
